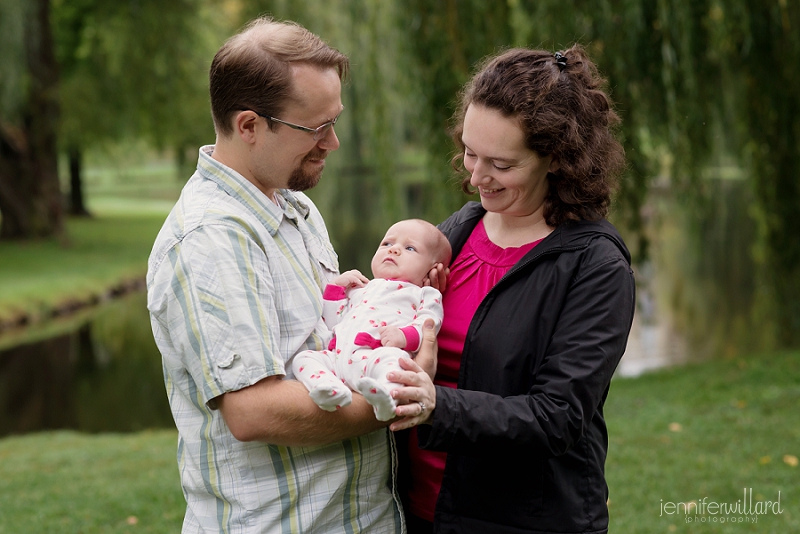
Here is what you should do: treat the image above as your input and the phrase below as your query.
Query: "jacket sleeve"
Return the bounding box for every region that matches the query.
[418,252,635,457]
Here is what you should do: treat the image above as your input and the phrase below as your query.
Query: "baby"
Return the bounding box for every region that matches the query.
[292,219,451,421]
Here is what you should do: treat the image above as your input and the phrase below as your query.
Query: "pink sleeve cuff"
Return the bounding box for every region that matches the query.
[400,326,420,351]
[323,284,347,301]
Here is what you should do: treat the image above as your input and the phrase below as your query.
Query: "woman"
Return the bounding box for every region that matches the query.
[389,45,636,534]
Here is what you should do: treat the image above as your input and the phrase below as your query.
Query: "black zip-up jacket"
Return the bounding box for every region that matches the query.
[415,202,635,534]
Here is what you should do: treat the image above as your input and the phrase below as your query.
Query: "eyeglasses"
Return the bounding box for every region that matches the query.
[252,107,344,141]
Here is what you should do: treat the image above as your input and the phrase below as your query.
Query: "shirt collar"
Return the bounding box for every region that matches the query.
[197,145,311,235]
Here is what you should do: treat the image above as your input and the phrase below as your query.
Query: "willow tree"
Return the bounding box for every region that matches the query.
[397,0,514,221]
[398,0,800,349]
[724,0,800,346]
[0,0,63,239]
[52,0,216,215]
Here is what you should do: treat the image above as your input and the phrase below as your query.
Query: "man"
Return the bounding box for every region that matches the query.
[147,17,432,533]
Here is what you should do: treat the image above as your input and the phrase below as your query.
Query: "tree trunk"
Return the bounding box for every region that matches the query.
[68,146,90,217]
[0,0,63,240]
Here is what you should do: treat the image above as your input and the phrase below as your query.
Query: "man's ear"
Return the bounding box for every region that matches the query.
[234,111,261,144]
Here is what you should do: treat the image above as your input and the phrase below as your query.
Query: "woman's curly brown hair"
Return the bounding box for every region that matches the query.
[451,44,625,226]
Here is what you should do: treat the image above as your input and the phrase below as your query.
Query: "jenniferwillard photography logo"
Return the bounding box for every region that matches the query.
[660,488,783,524]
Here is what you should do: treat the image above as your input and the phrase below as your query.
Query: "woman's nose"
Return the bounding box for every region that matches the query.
[469,160,491,187]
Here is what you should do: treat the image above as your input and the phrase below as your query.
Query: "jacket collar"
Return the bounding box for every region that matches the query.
[443,201,631,266]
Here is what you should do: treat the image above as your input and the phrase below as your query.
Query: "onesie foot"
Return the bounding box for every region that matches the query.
[309,383,352,412]
[356,377,397,421]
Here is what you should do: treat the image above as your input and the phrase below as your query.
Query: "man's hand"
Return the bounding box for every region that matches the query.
[378,326,406,348]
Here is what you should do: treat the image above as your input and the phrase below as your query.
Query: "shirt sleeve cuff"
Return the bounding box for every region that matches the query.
[323,284,347,301]
[400,326,420,351]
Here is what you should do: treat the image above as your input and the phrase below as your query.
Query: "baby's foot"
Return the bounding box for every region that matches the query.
[355,377,397,421]
[309,383,352,411]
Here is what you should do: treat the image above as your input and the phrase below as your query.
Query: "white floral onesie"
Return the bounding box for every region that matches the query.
[292,278,443,421]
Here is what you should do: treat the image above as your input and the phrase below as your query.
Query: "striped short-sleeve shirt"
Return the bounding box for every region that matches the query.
[147,146,403,533]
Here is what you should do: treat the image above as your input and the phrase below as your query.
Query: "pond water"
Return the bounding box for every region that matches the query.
[0,292,174,437]
[0,279,685,436]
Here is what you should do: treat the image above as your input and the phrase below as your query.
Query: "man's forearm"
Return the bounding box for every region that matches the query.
[217,375,388,446]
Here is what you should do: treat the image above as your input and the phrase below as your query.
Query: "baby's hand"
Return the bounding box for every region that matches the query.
[331,269,369,289]
[379,326,406,348]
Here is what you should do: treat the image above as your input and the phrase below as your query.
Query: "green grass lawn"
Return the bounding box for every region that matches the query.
[0,430,183,534]
[606,351,799,533]
[0,198,170,327]
[0,351,796,533]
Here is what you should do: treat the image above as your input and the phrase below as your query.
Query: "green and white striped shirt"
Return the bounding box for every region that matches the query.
[147,146,403,533]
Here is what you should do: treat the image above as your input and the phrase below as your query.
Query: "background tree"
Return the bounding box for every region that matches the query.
[399,0,800,350]
[0,0,63,239]
[51,0,217,216]
[2,0,797,351]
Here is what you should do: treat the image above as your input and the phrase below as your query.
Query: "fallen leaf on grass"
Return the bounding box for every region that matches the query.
[784,455,798,467]
[759,456,771,465]
[668,422,682,432]
[127,516,139,525]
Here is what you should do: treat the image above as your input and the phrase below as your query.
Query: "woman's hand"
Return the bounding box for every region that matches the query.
[388,321,437,431]
[423,263,449,292]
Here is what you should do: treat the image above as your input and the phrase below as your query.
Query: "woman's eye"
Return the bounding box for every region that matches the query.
[493,163,510,171]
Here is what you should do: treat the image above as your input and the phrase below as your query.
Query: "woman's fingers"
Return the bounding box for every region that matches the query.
[424,263,449,291]
[387,356,436,431]
[413,319,437,379]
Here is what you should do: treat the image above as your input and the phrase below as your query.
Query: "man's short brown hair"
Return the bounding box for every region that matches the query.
[209,17,349,137]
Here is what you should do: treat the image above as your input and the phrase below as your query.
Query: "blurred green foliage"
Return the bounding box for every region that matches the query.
[0,0,798,351]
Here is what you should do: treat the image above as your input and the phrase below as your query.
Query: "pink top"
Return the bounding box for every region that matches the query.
[407,219,542,522]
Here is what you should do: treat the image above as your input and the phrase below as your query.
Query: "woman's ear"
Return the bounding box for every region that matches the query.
[548,157,560,174]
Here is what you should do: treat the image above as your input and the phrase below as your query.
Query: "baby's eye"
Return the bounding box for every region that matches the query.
[381,241,392,247]
[405,245,417,252]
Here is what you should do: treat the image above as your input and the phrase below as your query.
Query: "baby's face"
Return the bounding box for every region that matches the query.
[371,220,438,286]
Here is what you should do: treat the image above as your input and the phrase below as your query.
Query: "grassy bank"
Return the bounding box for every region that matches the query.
[0,199,170,330]
[606,350,799,532]
[0,430,183,534]
[0,351,796,533]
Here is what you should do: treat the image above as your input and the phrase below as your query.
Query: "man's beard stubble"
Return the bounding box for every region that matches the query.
[287,150,326,191]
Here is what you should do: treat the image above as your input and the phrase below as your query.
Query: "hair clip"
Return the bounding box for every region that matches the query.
[554,52,567,71]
